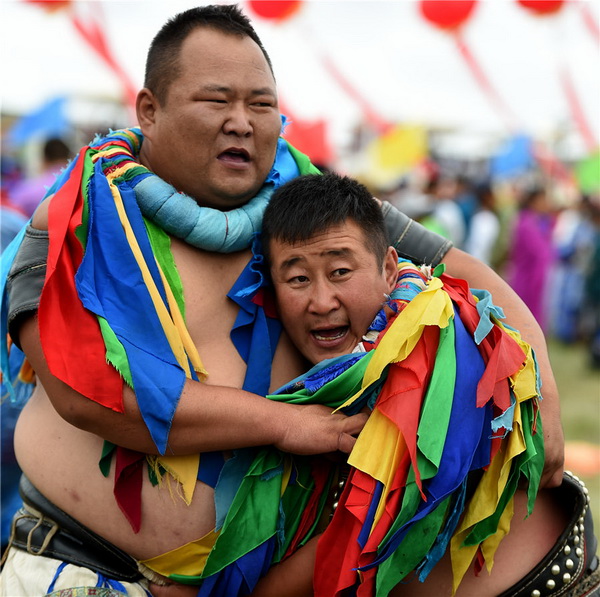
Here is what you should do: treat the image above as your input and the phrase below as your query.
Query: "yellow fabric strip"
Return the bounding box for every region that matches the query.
[338,278,453,411]
[481,496,514,573]
[140,528,220,577]
[450,400,527,595]
[103,163,202,378]
[450,441,509,592]
[151,453,201,506]
[348,408,407,528]
[156,262,207,380]
[503,326,539,403]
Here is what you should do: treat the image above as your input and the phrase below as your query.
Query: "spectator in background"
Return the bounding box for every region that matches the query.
[549,194,597,344]
[0,155,27,552]
[505,186,557,331]
[463,181,500,266]
[1,155,27,251]
[582,195,600,368]
[426,175,466,248]
[9,137,72,217]
[454,173,477,237]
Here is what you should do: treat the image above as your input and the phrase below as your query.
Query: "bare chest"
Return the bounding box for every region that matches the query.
[170,239,251,386]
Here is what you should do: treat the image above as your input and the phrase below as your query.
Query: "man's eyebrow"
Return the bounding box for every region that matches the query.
[202,84,276,96]
[278,256,303,271]
[278,248,352,271]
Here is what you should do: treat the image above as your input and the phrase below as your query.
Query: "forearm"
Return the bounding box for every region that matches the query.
[19,316,365,456]
[442,248,564,486]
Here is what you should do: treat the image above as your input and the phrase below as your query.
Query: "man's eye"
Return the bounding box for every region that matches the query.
[289,275,309,284]
[332,268,350,278]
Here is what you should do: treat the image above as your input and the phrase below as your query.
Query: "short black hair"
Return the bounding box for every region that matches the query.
[262,173,389,268]
[144,4,274,106]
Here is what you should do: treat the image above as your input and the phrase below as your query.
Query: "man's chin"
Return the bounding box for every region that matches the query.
[199,186,263,210]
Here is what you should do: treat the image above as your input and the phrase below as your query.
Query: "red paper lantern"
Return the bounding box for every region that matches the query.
[246,1,302,22]
[419,0,478,31]
[517,0,565,16]
[24,0,72,10]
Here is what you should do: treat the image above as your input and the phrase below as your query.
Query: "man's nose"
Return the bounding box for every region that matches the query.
[223,103,252,137]
[308,282,340,314]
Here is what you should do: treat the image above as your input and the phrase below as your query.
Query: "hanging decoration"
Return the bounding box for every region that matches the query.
[419,0,477,30]
[319,53,393,136]
[24,0,72,10]
[516,1,565,16]
[69,4,138,113]
[515,0,597,153]
[578,1,600,43]
[22,0,137,115]
[419,0,519,133]
[245,1,303,22]
[558,67,597,152]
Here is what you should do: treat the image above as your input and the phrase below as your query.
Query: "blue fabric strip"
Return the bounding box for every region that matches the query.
[365,309,487,569]
[74,160,186,454]
[358,480,384,549]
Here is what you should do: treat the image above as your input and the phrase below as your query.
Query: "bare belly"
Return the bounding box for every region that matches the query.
[14,386,217,560]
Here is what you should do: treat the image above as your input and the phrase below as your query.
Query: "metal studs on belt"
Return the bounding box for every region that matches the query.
[331,478,346,512]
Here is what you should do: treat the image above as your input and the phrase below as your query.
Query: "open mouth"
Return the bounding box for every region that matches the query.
[311,326,348,342]
[218,148,250,164]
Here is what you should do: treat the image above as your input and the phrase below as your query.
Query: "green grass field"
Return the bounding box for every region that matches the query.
[547,338,600,549]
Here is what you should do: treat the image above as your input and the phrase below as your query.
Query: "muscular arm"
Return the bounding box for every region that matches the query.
[11,198,366,458]
[18,314,366,457]
[442,247,564,487]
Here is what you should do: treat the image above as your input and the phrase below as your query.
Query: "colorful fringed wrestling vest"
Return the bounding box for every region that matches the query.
[159,260,543,596]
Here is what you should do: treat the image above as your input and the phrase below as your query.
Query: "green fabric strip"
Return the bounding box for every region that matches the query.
[417,324,456,480]
[267,352,374,408]
[285,141,322,176]
[99,441,116,478]
[144,218,186,317]
[202,450,286,577]
[74,150,94,248]
[376,497,451,596]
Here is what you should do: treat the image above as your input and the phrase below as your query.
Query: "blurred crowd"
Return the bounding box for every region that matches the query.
[1,136,73,249]
[381,164,600,369]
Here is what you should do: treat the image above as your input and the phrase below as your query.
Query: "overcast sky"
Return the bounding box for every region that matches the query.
[1,0,598,156]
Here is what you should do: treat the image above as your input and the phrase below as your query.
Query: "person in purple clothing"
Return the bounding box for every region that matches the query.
[505,186,557,331]
[9,137,72,217]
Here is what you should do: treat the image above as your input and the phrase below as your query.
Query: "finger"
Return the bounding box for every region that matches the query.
[337,431,357,454]
[343,412,369,436]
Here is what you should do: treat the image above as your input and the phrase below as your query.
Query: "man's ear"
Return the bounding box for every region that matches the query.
[136,88,159,137]
[383,246,399,291]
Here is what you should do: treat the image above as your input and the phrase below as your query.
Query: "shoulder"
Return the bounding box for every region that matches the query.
[30,195,53,231]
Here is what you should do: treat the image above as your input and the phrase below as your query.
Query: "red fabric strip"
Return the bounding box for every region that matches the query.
[283,459,331,559]
[39,148,124,411]
[114,446,145,533]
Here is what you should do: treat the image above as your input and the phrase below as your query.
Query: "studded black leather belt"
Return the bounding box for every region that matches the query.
[498,471,599,597]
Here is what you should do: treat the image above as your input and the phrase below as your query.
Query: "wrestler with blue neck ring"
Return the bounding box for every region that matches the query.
[3,5,568,597]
